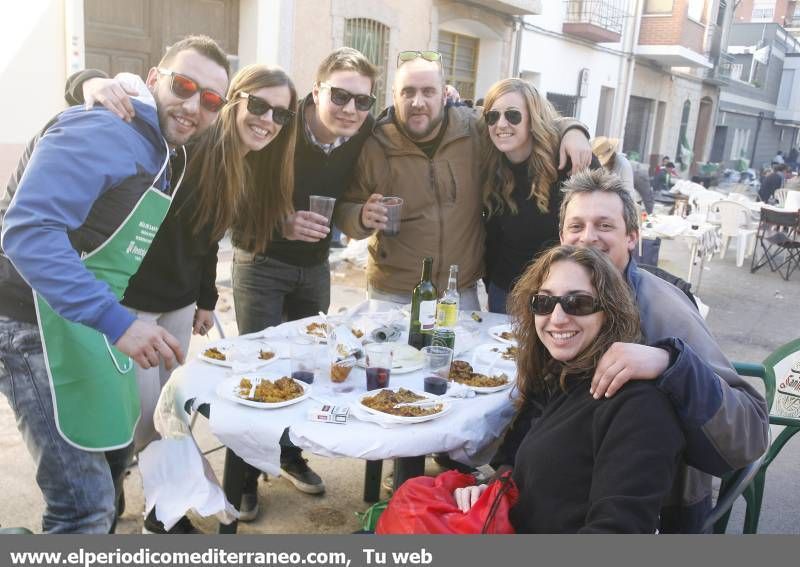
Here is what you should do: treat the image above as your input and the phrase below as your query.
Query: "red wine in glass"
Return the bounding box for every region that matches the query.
[366,367,391,390]
[292,370,314,384]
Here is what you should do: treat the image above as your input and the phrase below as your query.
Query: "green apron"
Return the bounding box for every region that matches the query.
[35,143,185,451]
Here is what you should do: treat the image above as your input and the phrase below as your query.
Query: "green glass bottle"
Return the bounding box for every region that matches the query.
[408,257,438,350]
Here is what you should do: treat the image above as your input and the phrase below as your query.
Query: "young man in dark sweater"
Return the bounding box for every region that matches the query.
[230,48,379,518]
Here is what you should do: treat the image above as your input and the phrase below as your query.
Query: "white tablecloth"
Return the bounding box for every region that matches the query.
[142,303,517,525]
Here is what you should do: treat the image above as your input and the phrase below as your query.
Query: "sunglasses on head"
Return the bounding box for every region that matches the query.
[397,50,442,67]
[319,82,376,111]
[157,68,227,112]
[530,294,602,316]
[484,109,523,127]
[238,92,295,125]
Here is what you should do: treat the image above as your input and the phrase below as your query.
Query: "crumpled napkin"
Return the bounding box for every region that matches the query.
[443,382,477,399]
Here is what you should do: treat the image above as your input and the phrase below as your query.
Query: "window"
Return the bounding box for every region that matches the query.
[546,93,578,117]
[439,31,479,101]
[751,2,775,22]
[644,0,673,13]
[623,96,653,159]
[688,0,704,21]
[676,100,691,166]
[778,69,795,109]
[344,18,390,115]
[730,128,751,160]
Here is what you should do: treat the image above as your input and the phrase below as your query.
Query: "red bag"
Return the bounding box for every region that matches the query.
[375,470,518,534]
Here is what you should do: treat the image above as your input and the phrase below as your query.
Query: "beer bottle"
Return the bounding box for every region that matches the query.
[436,264,459,329]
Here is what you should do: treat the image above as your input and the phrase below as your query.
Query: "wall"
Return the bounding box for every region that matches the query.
[735,0,794,23]
[519,3,627,136]
[288,0,432,107]
[238,0,294,70]
[0,1,67,184]
[639,0,706,54]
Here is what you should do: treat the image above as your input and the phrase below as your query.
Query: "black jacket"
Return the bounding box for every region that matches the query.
[245,93,375,266]
[509,379,684,533]
[484,157,600,291]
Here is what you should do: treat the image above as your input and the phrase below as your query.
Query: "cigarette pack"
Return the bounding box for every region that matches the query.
[308,404,350,424]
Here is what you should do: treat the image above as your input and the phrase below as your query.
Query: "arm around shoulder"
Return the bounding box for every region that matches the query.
[333,141,383,240]
[654,337,769,474]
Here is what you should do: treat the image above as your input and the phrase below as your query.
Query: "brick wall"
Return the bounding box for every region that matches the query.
[639,0,705,53]
[735,0,794,23]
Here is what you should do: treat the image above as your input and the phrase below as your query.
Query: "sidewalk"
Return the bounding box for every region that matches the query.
[1,237,799,533]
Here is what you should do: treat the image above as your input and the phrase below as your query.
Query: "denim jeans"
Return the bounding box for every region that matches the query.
[487,281,509,314]
[0,318,117,533]
[231,251,330,473]
[231,249,331,335]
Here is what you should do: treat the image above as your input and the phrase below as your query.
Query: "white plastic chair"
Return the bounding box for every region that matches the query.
[775,188,788,207]
[691,190,725,220]
[713,201,757,267]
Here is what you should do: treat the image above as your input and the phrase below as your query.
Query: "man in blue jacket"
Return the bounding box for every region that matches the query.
[490,168,769,532]
[0,35,229,533]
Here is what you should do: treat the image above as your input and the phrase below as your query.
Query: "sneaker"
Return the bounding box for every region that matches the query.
[142,510,201,534]
[238,492,259,522]
[280,458,325,494]
[238,469,261,522]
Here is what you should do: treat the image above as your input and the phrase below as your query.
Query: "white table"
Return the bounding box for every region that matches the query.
[154,304,517,532]
[640,214,720,291]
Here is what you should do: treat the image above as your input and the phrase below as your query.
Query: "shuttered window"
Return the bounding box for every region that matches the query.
[344,18,389,115]
[438,31,479,101]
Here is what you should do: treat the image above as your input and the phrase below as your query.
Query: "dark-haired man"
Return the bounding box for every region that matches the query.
[0,35,230,533]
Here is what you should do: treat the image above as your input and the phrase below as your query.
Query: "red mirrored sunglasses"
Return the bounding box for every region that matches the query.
[157,68,227,112]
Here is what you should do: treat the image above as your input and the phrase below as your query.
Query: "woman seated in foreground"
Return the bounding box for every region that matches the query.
[455,245,686,533]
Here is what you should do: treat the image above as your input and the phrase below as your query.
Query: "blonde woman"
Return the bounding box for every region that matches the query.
[481,78,596,313]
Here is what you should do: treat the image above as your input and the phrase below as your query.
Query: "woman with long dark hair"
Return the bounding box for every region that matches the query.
[455,245,687,533]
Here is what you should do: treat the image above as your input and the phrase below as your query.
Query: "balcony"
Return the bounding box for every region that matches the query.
[464,1,542,15]
[704,53,737,85]
[562,0,624,43]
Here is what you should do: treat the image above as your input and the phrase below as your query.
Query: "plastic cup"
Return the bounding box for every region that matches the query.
[424,376,448,395]
[309,195,336,225]
[365,343,393,391]
[290,336,316,384]
[421,345,453,380]
[381,196,403,236]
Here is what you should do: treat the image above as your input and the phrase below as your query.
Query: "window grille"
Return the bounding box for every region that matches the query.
[344,18,390,115]
[546,92,578,117]
[439,31,479,101]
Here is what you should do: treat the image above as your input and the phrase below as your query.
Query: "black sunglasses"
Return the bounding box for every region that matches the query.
[397,50,442,67]
[484,109,523,127]
[238,92,295,125]
[157,68,227,112]
[319,82,376,112]
[530,294,602,316]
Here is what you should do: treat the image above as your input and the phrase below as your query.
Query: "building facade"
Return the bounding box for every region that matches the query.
[518,0,630,139]
[713,21,800,170]
[625,0,727,175]
[0,0,545,184]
